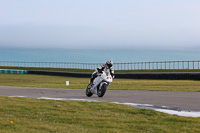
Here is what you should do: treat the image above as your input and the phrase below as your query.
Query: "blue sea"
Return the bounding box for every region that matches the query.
[0,47,200,63]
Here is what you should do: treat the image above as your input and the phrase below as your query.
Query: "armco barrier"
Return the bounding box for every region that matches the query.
[0,69,27,74]
[28,70,91,78]
[115,72,200,80]
[27,70,200,80]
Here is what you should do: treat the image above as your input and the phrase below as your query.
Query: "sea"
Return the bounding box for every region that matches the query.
[0,47,200,63]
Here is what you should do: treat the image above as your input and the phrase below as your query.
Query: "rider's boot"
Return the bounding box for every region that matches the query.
[88,78,94,88]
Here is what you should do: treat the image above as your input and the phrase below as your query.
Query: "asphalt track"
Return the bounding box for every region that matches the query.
[0,86,200,111]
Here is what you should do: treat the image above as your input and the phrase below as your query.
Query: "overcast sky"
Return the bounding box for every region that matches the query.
[0,0,200,50]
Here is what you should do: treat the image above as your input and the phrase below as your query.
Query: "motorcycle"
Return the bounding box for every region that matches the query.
[86,70,113,97]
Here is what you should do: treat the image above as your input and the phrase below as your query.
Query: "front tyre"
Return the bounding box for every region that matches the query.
[98,83,107,97]
[86,85,93,97]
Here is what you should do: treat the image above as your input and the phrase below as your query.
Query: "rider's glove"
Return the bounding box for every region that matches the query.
[111,74,115,79]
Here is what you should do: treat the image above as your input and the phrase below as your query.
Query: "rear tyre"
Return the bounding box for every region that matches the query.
[86,85,93,97]
[98,83,107,97]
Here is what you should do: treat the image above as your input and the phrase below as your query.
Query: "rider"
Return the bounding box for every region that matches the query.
[89,60,114,87]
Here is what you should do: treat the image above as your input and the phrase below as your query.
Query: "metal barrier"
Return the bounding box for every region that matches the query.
[28,70,200,80]
[0,60,200,70]
[0,69,27,74]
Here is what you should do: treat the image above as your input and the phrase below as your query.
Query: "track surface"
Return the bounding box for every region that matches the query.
[0,86,200,110]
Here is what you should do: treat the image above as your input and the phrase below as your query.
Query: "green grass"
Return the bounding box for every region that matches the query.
[1,66,200,73]
[0,96,200,133]
[1,74,200,91]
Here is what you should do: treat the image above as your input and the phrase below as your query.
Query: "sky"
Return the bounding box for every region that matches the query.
[0,0,200,50]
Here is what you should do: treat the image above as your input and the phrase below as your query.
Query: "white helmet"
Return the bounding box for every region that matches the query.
[106,60,113,67]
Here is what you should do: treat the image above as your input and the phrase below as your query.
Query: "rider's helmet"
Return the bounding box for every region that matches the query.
[106,60,113,68]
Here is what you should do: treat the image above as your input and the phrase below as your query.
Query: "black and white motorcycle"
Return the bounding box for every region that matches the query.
[86,70,113,97]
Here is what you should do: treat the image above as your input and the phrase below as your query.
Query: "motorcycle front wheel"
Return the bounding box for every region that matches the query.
[86,84,93,97]
[98,83,107,97]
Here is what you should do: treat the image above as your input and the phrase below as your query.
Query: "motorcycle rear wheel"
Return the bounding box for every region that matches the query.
[86,84,93,97]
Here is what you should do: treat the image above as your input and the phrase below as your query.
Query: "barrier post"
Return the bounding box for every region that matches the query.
[149,62,150,70]
[141,62,143,70]
[153,62,154,69]
[156,62,158,69]
[178,61,179,70]
[131,63,132,70]
[160,62,162,69]
[128,63,129,70]
[134,63,136,70]
[117,63,119,70]
[193,61,194,69]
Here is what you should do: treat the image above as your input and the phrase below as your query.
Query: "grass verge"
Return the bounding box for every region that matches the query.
[0,96,200,133]
[1,74,200,91]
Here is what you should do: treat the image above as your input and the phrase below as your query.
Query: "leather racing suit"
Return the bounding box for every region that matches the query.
[90,64,114,85]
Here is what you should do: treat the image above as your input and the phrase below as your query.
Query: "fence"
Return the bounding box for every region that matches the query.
[0,61,200,70]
